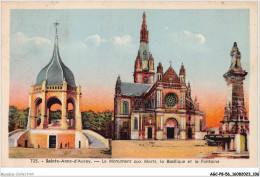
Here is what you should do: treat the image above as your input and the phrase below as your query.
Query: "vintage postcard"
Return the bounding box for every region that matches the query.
[1,1,259,176]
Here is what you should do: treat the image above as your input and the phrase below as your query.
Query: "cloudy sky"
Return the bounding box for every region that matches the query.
[10,9,250,127]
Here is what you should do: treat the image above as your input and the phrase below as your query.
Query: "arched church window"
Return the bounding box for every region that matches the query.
[123,101,129,115]
[150,76,153,83]
[144,77,148,84]
[139,75,142,82]
[165,93,178,107]
[186,100,194,111]
[143,77,148,84]
[169,76,173,83]
[134,117,138,130]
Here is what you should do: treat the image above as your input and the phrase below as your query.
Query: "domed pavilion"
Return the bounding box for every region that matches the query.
[14,22,107,149]
[28,22,81,131]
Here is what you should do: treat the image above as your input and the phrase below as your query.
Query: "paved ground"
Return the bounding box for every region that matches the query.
[9,148,111,158]
[111,140,220,158]
[9,140,221,159]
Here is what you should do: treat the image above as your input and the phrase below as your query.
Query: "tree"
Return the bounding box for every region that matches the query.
[81,110,113,138]
[9,106,19,132]
[18,108,29,129]
[49,110,61,123]
[9,106,29,132]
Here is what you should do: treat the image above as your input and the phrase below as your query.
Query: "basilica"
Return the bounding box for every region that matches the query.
[114,13,207,140]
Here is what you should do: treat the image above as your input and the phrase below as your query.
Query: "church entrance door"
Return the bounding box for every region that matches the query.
[24,140,28,148]
[188,128,192,139]
[148,127,153,139]
[167,127,175,139]
[165,118,178,139]
[49,135,56,148]
[121,131,128,140]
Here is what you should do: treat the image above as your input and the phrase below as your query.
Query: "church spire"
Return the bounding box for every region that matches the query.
[179,63,186,84]
[179,63,186,75]
[140,12,149,43]
[134,12,155,84]
[115,75,121,95]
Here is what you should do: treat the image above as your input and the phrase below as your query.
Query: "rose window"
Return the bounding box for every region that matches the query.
[165,93,178,107]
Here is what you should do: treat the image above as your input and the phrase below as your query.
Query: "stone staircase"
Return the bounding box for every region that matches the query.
[9,129,27,147]
[82,130,110,149]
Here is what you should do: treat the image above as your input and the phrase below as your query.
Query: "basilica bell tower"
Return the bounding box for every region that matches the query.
[133,12,155,84]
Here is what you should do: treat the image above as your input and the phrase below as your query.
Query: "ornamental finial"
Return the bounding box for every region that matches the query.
[143,12,146,21]
[54,21,59,39]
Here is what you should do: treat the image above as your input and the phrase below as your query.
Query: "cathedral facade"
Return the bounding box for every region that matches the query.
[114,13,207,140]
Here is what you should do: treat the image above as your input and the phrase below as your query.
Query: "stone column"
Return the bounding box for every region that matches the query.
[160,116,163,130]
[73,108,76,129]
[194,115,197,132]
[180,115,186,140]
[61,79,68,130]
[114,120,117,140]
[225,142,228,152]
[47,108,50,125]
[160,90,162,107]
[39,81,47,129]
[194,115,198,139]
[230,138,235,151]
[140,115,142,139]
[156,89,162,108]
[156,115,164,140]
[118,99,121,115]
[156,115,158,129]
[28,86,35,129]
[76,85,82,131]
[161,116,165,139]
[180,90,185,109]
[222,124,226,132]
[235,134,241,153]
[156,91,159,108]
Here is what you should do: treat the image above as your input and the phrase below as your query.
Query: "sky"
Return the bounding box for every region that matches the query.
[9,9,250,128]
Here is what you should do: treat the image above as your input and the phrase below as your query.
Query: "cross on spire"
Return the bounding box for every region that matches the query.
[170,60,172,66]
[54,21,59,28]
[142,12,146,21]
